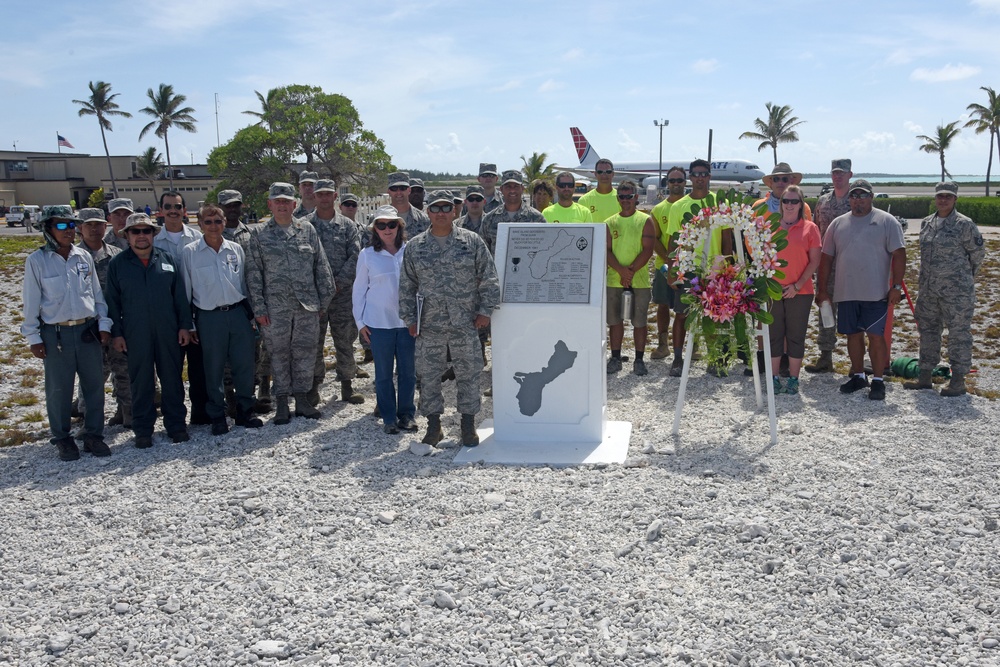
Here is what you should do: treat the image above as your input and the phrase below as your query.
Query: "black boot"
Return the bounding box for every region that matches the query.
[422,413,443,446]
[460,414,479,447]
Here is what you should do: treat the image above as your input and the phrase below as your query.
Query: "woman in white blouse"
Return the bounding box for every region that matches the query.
[352,205,417,434]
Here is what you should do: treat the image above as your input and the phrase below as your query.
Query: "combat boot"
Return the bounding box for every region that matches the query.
[422,413,443,446]
[294,393,322,419]
[107,405,124,427]
[650,344,671,360]
[254,376,273,414]
[340,380,364,404]
[306,378,322,407]
[460,414,479,447]
[804,351,834,373]
[121,404,133,429]
[274,395,291,425]
[940,374,967,397]
[903,370,933,390]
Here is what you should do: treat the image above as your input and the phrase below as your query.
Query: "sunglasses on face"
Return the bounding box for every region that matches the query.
[341,202,358,208]
[556,182,575,189]
[770,176,791,184]
[466,196,485,203]
[595,169,613,175]
[374,220,399,230]
[849,192,872,199]
[388,185,408,192]
[781,198,802,205]
[128,227,154,235]
[667,178,686,184]
[161,203,185,211]
[201,219,224,225]
[428,204,454,213]
[53,221,77,230]
[617,193,635,200]
[690,171,710,178]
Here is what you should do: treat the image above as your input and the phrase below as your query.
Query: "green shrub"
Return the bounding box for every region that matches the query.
[951,197,1000,226]
[873,197,934,219]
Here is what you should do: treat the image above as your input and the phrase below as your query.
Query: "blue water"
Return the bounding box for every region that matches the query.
[801,175,988,184]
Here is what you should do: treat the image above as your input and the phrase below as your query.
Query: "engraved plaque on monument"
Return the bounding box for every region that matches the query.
[501,226,594,304]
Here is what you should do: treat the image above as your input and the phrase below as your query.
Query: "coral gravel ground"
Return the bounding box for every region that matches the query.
[0,230,998,666]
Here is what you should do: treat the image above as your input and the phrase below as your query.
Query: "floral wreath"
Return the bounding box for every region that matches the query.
[669,189,787,373]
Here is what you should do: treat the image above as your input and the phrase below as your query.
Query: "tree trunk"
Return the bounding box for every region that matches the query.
[100,124,118,198]
[986,131,994,197]
[772,144,778,167]
[939,152,946,182]
[164,132,174,191]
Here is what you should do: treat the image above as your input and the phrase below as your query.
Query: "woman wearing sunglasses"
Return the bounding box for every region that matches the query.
[352,205,416,434]
[768,184,822,395]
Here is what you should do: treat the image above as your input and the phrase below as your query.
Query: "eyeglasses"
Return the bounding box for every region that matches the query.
[770,176,791,184]
[428,204,454,213]
[690,171,710,178]
[53,221,77,230]
[374,220,399,230]
[201,219,224,225]
[557,183,575,189]
[849,192,872,199]
[128,227,154,235]
[161,203,185,211]
[388,185,408,192]
[617,193,635,200]
[781,198,802,205]
[466,196,485,203]
[595,169,613,175]
[668,178,686,184]
[341,202,358,208]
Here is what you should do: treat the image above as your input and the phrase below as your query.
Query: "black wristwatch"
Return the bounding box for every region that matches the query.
[891,284,902,290]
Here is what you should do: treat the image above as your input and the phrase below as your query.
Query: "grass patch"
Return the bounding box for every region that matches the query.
[0,237,39,273]
[0,429,35,448]
[20,411,45,423]
[9,392,39,407]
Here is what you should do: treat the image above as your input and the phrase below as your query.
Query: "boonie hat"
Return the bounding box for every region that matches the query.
[108,198,134,214]
[426,190,454,205]
[501,170,524,185]
[935,181,959,197]
[119,212,160,237]
[762,162,803,187]
[40,205,80,223]
[387,172,410,188]
[478,163,498,177]
[314,179,337,193]
[77,208,107,223]
[831,159,852,173]
[848,179,874,195]
[298,171,319,184]
[371,205,402,221]
[218,190,243,205]
[268,182,296,200]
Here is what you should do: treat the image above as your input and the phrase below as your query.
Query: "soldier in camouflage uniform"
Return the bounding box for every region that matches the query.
[246,183,334,424]
[806,159,853,372]
[399,190,500,447]
[293,171,318,218]
[456,184,487,239]
[903,182,985,396]
[306,179,364,405]
[339,193,360,222]
[103,198,133,251]
[75,208,131,427]
[380,171,430,239]
[477,163,503,215]
[481,170,546,255]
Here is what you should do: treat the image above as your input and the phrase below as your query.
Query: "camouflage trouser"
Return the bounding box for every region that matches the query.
[816,270,838,352]
[415,324,482,416]
[262,305,319,396]
[315,292,358,382]
[256,337,271,380]
[915,291,975,376]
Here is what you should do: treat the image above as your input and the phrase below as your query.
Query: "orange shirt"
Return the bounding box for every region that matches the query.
[776,219,821,293]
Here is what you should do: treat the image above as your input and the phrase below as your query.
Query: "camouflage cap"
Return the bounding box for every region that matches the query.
[298,171,319,184]
[371,205,402,221]
[465,184,485,198]
[268,182,297,200]
[426,190,454,205]
[409,178,425,190]
[935,181,959,197]
[848,178,873,195]
[120,212,160,237]
[77,208,107,223]
[479,163,498,177]
[40,205,80,223]
[501,169,524,186]
[218,190,243,205]
[452,194,464,205]
[831,159,852,173]
[387,171,410,188]
[340,192,359,204]
[314,179,337,193]
[108,198,134,214]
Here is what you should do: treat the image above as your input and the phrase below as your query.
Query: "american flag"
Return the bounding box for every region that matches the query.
[57,134,74,149]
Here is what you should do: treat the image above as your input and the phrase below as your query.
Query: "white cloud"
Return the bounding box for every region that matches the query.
[562,48,584,62]
[972,0,1000,13]
[448,133,462,152]
[692,59,719,74]
[903,121,923,134]
[538,79,565,94]
[497,80,522,92]
[616,129,641,154]
[910,63,981,83]
[886,48,914,66]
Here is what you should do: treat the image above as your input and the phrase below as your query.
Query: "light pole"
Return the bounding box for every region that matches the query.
[654,119,669,197]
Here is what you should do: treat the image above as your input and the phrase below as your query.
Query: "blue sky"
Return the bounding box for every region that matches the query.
[5,0,1000,177]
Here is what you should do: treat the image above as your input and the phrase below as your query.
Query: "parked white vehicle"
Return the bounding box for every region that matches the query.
[6,205,41,228]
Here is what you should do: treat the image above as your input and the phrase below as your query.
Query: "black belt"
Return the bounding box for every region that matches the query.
[200,302,241,312]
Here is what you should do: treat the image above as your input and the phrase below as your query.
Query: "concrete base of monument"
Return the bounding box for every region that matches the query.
[452,420,632,466]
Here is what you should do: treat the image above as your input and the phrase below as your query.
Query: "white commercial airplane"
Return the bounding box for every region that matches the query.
[559,127,766,186]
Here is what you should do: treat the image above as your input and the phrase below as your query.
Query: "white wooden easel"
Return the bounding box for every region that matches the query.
[671,226,778,445]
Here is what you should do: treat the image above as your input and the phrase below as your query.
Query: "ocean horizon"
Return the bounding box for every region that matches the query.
[800,175,990,184]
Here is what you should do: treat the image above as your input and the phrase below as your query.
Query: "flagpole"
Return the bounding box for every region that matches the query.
[57,131,61,154]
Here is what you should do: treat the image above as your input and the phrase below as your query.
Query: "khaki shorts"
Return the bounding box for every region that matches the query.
[607,287,652,327]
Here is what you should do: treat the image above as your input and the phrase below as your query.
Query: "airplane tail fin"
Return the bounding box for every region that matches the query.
[570,127,600,169]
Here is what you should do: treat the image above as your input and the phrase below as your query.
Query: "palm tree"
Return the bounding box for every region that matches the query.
[243,89,277,131]
[917,121,962,181]
[520,151,557,182]
[738,102,805,166]
[136,147,165,201]
[73,81,132,198]
[965,86,1000,196]
[138,84,197,191]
